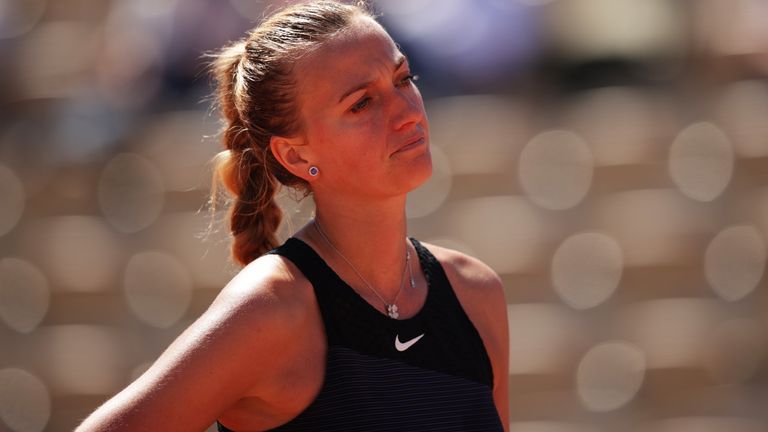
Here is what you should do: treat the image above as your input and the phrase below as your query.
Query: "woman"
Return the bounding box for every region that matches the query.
[77,1,509,430]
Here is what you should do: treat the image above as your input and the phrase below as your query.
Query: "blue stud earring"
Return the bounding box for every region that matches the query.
[308,166,319,177]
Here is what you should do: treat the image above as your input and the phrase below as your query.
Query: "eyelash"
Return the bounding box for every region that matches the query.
[350,74,420,114]
[399,74,419,87]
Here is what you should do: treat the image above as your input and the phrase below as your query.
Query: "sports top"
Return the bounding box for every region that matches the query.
[217,237,503,431]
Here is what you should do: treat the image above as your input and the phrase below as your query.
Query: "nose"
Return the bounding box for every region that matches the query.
[390,89,425,131]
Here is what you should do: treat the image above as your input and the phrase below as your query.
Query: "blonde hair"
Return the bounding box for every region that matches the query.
[209,1,372,266]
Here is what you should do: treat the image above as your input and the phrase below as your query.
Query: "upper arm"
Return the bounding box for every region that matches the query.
[76,255,310,431]
[425,245,510,431]
[483,273,510,431]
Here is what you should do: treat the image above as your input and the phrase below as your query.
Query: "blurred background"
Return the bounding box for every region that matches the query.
[1,0,768,430]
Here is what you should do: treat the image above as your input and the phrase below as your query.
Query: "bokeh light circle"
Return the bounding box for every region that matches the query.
[551,232,623,309]
[576,341,646,412]
[0,368,50,432]
[669,122,734,202]
[0,258,49,333]
[123,251,193,328]
[519,130,594,210]
[98,152,165,233]
[704,225,766,301]
[0,163,25,237]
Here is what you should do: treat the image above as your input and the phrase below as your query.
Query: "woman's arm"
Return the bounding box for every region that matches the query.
[76,255,311,431]
[425,244,510,432]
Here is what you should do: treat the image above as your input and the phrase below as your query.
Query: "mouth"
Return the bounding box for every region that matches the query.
[392,135,426,156]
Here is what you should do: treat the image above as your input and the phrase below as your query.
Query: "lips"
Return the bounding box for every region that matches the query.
[392,134,426,156]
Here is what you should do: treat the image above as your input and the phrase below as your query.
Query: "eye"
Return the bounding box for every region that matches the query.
[398,74,419,87]
[350,96,371,113]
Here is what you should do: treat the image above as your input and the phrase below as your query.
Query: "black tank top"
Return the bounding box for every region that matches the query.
[218,237,502,432]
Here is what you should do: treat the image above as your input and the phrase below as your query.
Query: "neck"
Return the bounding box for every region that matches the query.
[309,192,410,301]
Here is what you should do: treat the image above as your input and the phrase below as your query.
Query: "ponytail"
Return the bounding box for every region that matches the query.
[210,41,284,266]
[212,148,282,266]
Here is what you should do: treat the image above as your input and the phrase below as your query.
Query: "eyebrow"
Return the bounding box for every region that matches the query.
[337,55,408,104]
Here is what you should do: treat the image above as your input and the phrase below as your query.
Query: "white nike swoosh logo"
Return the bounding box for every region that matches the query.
[395,333,425,352]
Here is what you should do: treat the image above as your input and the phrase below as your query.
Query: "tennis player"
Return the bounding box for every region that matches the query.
[77,1,509,430]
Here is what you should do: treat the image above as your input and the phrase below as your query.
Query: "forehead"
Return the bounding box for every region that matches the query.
[293,17,401,103]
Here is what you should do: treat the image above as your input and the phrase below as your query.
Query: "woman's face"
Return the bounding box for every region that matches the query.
[292,16,432,200]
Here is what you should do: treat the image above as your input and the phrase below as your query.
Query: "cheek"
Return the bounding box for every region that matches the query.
[339,116,386,152]
[310,121,351,152]
[411,87,427,111]
[316,123,378,170]
[307,109,389,168]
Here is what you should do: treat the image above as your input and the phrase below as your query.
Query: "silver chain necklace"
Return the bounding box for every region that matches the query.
[313,219,415,319]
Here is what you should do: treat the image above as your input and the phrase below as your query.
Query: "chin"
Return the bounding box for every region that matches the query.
[403,146,433,192]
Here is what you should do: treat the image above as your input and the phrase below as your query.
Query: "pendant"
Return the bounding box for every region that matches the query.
[386,304,399,319]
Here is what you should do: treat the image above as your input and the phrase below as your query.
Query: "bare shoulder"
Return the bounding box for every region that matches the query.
[175,252,315,359]
[183,251,319,387]
[419,242,504,299]
[166,251,319,388]
[209,252,314,327]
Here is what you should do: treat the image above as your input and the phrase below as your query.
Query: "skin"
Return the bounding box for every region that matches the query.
[76,15,509,432]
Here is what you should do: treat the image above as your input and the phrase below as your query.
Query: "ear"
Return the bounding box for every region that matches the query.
[269,135,316,181]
